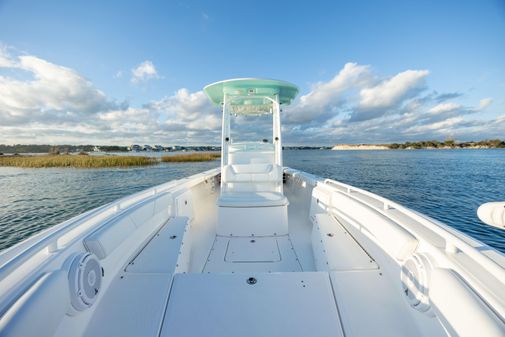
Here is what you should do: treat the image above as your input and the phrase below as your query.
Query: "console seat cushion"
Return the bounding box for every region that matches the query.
[217,191,288,208]
[222,164,282,184]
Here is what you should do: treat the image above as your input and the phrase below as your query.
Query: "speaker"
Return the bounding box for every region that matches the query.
[68,252,102,312]
[401,253,434,314]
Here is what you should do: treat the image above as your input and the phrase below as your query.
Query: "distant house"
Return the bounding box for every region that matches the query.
[143,145,153,151]
[93,146,101,152]
[129,144,142,152]
[154,145,164,152]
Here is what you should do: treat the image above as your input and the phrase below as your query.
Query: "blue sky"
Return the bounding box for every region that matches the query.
[0,0,504,145]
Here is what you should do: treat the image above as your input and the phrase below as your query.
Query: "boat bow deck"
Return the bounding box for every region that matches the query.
[161,272,344,337]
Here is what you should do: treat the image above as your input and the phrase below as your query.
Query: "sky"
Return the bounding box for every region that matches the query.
[0,0,504,145]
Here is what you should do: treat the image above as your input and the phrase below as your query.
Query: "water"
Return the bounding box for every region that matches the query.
[1,150,505,253]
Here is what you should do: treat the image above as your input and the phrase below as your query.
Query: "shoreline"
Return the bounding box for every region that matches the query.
[332,140,505,150]
[331,145,502,150]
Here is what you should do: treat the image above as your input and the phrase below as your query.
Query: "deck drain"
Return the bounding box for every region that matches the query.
[246,277,257,285]
[327,233,334,237]
[250,239,256,243]
[170,235,177,239]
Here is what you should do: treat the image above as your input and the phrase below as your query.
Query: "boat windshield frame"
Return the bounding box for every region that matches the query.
[220,93,282,167]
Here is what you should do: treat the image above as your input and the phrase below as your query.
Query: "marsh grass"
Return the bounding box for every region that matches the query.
[161,152,221,162]
[0,155,156,168]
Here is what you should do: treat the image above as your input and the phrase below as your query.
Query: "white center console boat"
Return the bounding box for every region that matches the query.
[0,78,504,337]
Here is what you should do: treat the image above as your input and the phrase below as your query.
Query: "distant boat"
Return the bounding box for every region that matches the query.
[0,78,504,337]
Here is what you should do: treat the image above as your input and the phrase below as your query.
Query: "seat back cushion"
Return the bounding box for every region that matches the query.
[223,164,281,183]
[222,164,282,193]
[84,215,137,260]
[330,191,418,261]
[228,149,274,165]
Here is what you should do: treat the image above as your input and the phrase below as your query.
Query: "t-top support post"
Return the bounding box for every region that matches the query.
[272,94,282,167]
[221,93,230,169]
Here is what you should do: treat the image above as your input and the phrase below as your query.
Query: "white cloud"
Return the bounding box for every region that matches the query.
[150,89,221,132]
[479,97,493,110]
[0,49,219,144]
[0,48,501,145]
[429,102,461,114]
[0,50,113,126]
[404,117,465,134]
[359,70,429,110]
[281,64,497,144]
[287,63,372,123]
[0,47,15,67]
[286,65,431,125]
[131,60,159,83]
[349,69,429,121]
[299,63,372,109]
[90,88,220,143]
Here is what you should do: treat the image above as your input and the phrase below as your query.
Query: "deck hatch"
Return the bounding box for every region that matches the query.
[225,237,281,262]
[203,235,302,273]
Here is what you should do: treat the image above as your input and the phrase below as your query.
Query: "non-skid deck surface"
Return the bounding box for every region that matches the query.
[84,274,171,337]
[160,272,344,337]
[329,270,434,337]
[203,235,302,272]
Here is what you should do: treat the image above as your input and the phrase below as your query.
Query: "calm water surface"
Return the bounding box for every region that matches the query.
[1,149,505,252]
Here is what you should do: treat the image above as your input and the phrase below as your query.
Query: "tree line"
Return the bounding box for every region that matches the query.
[388,139,505,149]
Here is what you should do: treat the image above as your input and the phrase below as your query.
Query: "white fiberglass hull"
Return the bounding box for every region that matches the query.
[0,167,504,337]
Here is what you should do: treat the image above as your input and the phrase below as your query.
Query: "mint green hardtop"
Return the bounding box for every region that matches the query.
[204,78,299,106]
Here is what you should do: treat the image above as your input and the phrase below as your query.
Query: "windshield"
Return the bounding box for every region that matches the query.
[230,113,273,144]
